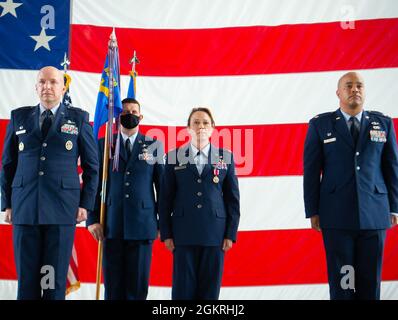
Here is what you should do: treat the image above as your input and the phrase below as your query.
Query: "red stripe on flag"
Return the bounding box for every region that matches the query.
[0,225,16,280]
[1,225,398,286]
[0,119,397,176]
[138,124,308,176]
[70,18,398,76]
[69,253,79,277]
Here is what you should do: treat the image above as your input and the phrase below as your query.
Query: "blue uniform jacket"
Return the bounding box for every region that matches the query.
[1,104,99,225]
[303,109,398,230]
[159,144,240,246]
[87,132,164,240]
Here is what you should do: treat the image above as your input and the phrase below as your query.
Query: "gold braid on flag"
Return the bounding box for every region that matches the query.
[64,73,71,90]
[129,70,138,97]
[66,281,81,295]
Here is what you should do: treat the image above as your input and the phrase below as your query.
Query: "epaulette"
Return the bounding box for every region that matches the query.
[367,110,391,119]
[312,111,333,120]
[142,135,155,142]
[66,105,85,113]
[14,106,35,112]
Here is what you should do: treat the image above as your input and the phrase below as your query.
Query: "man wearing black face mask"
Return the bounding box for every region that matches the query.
[87,98,164,300]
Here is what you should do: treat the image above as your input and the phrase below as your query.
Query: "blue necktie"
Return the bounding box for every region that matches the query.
[195,151,204,175]
[349,116,360,145]
[41,109,52,139]
[125,139,132,158]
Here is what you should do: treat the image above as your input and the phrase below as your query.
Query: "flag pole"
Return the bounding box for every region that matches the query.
[95,29,118,300]
[95,121,109,300]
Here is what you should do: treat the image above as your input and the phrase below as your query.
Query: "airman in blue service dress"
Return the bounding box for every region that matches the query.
[160,143,240,300]
[87,132,164,300]
[303,72,398,299]
[1,102,99,299]
[87,98,164,300]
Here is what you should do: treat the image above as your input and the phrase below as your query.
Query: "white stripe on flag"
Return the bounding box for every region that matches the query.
[72,0,398,28]
[2,280,398,300]
[0,176,308,230]
[1,68,397,125]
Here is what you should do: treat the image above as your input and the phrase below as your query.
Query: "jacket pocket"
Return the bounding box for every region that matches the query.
[142,199,154,209]
[215,208,226,218]
[11,176,23,188]
[375,183,388,194]
[61,177,80,189]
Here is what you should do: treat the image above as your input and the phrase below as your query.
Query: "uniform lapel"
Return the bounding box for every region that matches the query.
[129,132,143,165]
[45,103,66,141]
[357,111,371,152]
[118,133,128,163]
[119,132,142,165]
[185,145,200,177]
[31,105,42,140]
[200,144,218,178]
[333,109,354,149]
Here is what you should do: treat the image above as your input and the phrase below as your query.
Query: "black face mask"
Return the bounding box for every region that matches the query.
[120,113,140,129]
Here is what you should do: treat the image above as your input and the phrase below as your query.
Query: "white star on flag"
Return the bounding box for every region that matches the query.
[0,0,22,18]
[30,28,56,51]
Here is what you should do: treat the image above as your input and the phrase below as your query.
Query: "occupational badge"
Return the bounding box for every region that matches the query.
[65,140,73,150]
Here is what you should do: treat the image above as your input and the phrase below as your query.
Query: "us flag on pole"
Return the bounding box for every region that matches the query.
[0,0,398,299]
[62,70,81,295]
[66,242,80,295]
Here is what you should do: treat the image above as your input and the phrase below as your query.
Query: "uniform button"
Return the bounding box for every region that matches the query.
[125,182,130,186]
[38,171,44,176]
[197,192,202,196]
[356,166,360,171]
[197,178,202,183]
[197,204,202,209]
[125,194,130,198]
[356,152,360,156]
[126,171,131,175]
[42,143,47,147]
[40,156,46,161]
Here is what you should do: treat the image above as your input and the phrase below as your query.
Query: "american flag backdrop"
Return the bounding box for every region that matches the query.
[0,0,398,299]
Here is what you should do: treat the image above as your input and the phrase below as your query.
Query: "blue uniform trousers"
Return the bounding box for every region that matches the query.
[172,245,224,300]
[13,224,75,300]
[103,239,153,300]
[322,229,386,300]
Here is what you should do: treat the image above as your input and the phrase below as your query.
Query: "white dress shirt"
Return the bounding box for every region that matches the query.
[191,143,210,176]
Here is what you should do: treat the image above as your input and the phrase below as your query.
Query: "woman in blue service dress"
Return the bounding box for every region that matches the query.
[159,107,240,300]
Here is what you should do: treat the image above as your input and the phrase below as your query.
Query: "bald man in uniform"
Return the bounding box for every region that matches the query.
[1,66,99,299]
[303,72,398,299]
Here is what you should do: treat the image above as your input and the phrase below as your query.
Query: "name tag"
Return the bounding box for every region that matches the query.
[323,137,336,144]
[174,165,187,170]
[16,129,26,135]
